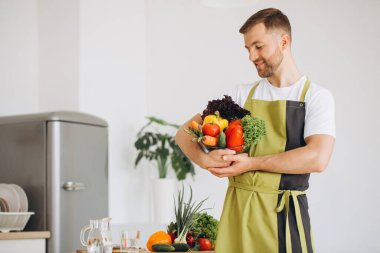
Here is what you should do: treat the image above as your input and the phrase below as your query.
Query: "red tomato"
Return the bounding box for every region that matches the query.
[202,123,220,137]
[226,126,244,151]
[198,238,212,251]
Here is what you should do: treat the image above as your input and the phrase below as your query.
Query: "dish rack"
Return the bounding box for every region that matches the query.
[0,212,34,233]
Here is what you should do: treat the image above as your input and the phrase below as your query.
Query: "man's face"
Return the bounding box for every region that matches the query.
[243,23,284,78]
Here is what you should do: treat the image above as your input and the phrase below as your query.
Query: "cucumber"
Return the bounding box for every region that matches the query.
[218,131,226,148]
[152,244,175,252]
[172,243,190,252]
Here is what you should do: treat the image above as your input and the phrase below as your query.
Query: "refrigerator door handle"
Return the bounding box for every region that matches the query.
[62,181,86,191]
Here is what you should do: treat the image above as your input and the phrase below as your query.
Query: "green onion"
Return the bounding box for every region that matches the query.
[174,185,210,244]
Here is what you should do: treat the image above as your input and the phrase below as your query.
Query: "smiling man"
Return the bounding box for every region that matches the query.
[176,8,335,253]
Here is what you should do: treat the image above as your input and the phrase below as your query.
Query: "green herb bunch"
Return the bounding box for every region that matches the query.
[134,116,195,180]
[241,115,266,146]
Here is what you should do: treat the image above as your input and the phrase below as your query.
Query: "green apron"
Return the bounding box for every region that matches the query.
[215,80,314,253]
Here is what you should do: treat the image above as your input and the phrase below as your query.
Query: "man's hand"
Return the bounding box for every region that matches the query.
[208,153,251,178]
[202,149,236,169]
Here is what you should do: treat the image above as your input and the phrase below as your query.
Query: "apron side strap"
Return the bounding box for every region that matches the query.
[276,190,309,253]
[292,192,309,253]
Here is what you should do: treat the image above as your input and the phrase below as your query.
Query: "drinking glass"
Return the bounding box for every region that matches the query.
[120,230,140,253]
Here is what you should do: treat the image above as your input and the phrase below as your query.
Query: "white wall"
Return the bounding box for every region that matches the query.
[79,0,149,224]
[1,0,379,252]
[0,0,39,115]
[38,0,80,111]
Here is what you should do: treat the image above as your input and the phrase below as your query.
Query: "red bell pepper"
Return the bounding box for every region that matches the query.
[225,121,244,152]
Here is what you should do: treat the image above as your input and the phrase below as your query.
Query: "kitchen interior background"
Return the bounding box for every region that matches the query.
[0,0,379,252]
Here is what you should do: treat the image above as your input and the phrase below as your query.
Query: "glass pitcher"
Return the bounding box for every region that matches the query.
[100,217,113,253]
[80,219,104,253]
[80,218,113,253]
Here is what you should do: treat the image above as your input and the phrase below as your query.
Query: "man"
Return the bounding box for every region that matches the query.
[175,8,335,253]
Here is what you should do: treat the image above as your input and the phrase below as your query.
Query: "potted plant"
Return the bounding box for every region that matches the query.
[134,116,195,223]
[134,116,195,180]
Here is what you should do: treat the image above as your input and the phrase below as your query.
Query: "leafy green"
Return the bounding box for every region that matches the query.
[241,115,266,147]
[192,212,219,244]
[201,95,251,122]
[134,116,195,180]
[167,221,177,235]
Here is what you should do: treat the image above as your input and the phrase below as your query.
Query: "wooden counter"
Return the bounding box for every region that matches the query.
[0,231,50,240]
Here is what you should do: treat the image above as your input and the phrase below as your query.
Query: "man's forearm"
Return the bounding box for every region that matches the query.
[175,114,207,169]
[252,146,322,174]
[251,135,335,174]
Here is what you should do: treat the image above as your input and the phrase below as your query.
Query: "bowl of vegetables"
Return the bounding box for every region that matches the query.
[185,95,266,154]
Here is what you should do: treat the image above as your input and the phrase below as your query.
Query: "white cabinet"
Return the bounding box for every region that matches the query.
[0,231,50,253]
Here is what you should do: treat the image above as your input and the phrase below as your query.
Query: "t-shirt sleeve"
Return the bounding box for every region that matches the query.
[304,88,336,139]
[225,84,253,108]
[225,85,238,103]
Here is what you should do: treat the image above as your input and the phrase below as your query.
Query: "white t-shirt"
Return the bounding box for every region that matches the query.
[227,75,336,139]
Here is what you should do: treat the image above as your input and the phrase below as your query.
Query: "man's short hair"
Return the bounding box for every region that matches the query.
[239,8,292,41]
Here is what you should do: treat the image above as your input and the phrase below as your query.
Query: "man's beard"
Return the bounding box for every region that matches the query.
[256,47,284,78]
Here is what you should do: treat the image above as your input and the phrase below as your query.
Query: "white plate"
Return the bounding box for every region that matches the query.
[0,184,20,212]
[0,212,34,233]
[10,184,28,212]
[0,198,9,212]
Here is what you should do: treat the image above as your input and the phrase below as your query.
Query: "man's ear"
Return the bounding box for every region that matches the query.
[281,33,291,50]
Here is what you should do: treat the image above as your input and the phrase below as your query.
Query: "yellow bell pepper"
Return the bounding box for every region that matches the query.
[203,111,228,131]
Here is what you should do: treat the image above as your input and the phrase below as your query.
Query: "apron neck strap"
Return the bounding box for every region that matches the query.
[243,81,260,109]
[299,79,311,102]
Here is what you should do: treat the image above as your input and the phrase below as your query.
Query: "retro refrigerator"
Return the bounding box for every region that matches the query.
[0,111,108,253]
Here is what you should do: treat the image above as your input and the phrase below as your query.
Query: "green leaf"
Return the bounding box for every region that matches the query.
[135,134,152,150]
[171,145,195,180]
[146,116,181,129]
[157,146,169,156]
[135,151,144,167]
[167,137,176,148]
